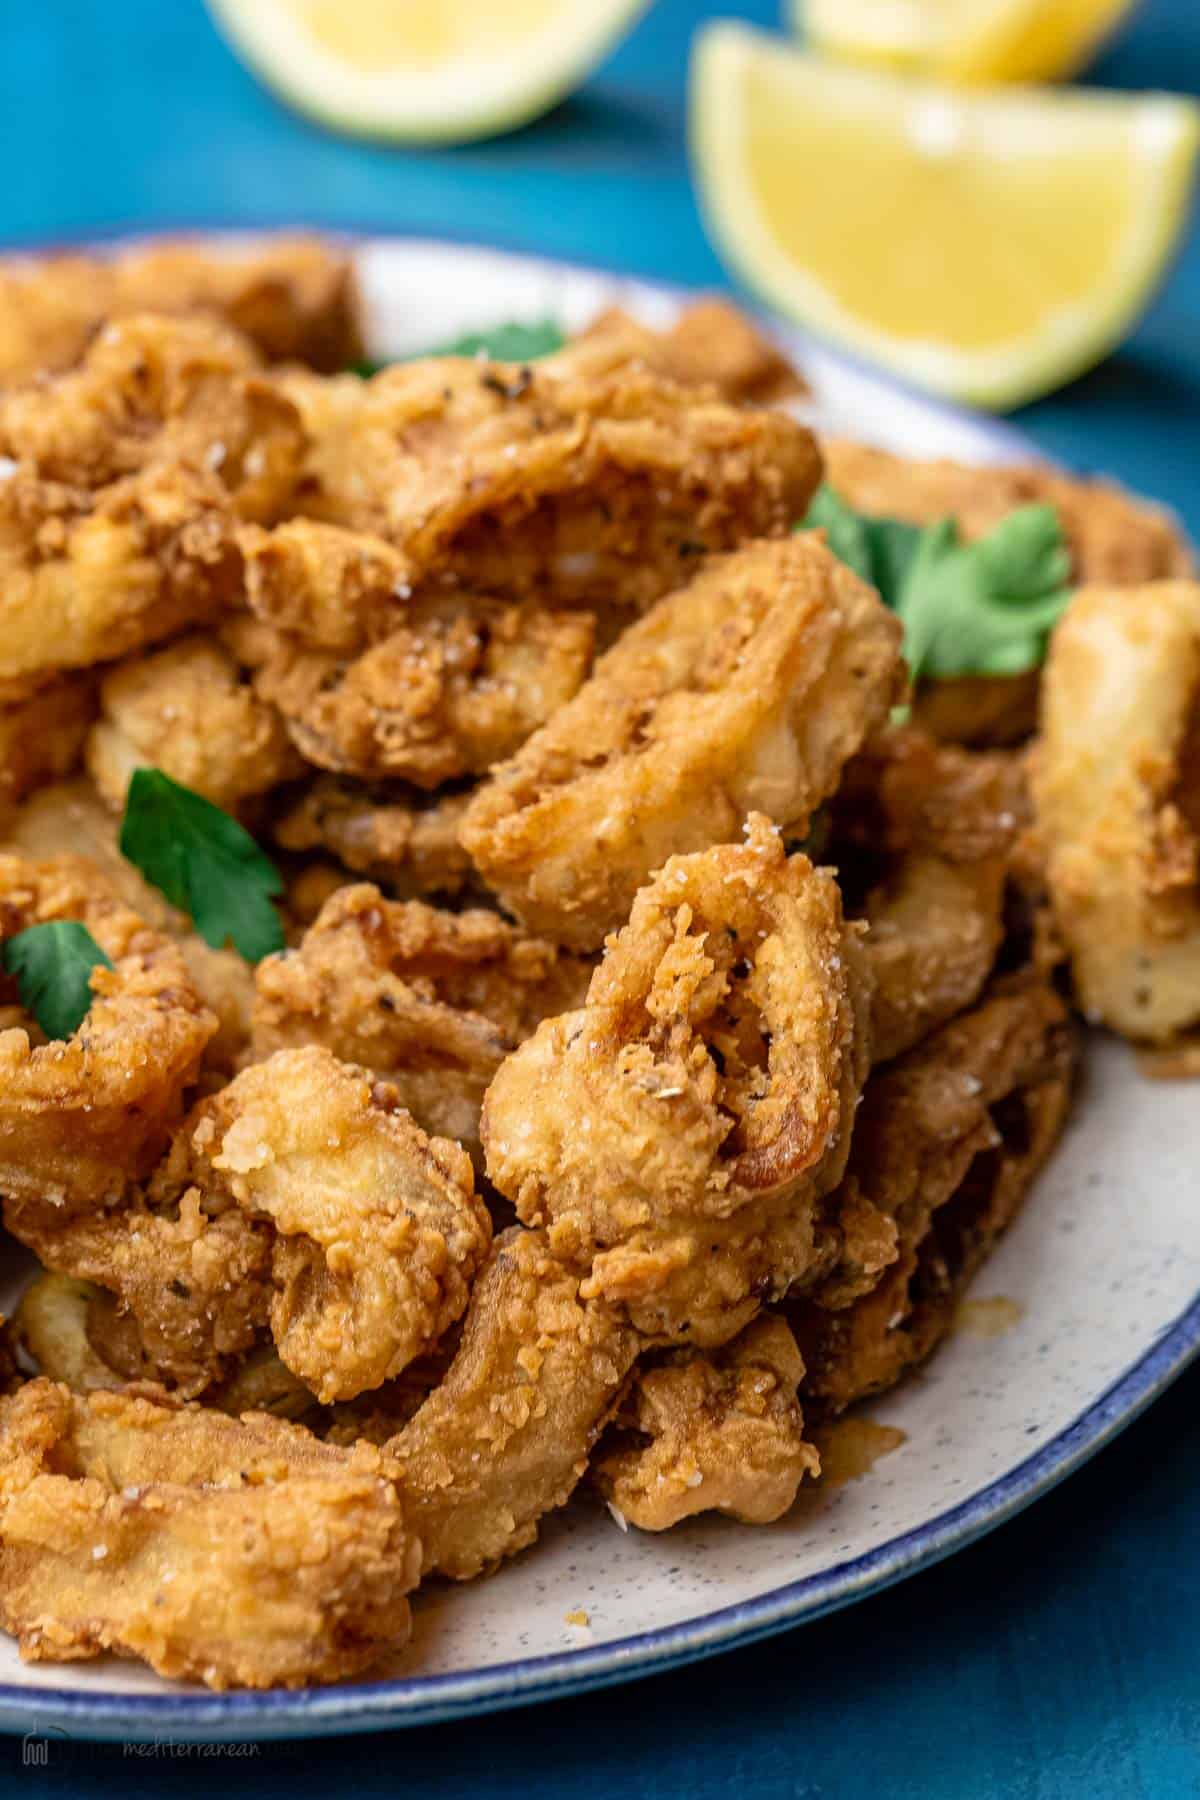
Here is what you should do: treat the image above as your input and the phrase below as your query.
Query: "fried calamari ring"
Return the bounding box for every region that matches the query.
[593,1315,818,1531]
[483,817,873,1345]
[252,884,592,1161]
[0,854,216,1210]
[462,536,904,949]
[184,1046,492,1403]
[290,335,822,613]
[0,1380,419,1690]
[388,1227,638,1580]
[86,632,302,815]
[1032,581,1200,1041]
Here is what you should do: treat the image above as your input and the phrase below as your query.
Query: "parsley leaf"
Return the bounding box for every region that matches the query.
[800,486,1072,681]
[1,921,113,1041]
[119,770,285,963]
[350,317,566,378]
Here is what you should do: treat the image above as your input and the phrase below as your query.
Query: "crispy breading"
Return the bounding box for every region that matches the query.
[86,631,303,814]
[241,516,413,651]
[252,884,592,1161]
[831,729,1023,1061]
[0,673,97,811]
[7,1175,274,1400]
[483,820,873,1346]
[248,598,594,787]
[0,235,362,382]
[7,779,258,1072]
[12,1273,127,1394]
[582,299,807,405]
[0,1380,418,1689]
[183,1047,491,1402]
[462,537,904,949]
[290,338,821,611]
[790,979,1075,1410]
[388,1227,638,1579]
[0,854,216,1211]
[593,1315,818,1530]
[0,313,304,695]
[1031,580,1200,1041]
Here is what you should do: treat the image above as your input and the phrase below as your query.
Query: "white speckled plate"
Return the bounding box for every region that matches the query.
[1,237,1197,1744]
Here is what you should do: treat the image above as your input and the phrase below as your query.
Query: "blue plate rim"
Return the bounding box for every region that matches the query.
[0,231,1178,1741]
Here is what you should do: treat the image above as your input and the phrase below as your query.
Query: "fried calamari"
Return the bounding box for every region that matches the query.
[0,854,215,1211]
[462,537,904,948]
[0,235,362,383]
[291,338,821,612]
[0,313,304,695]
[271,775,476,899]
[86,631,302,815]
[791,979,1075,1411]
[388,1227,637,1579]
[1032,580,1200,1041]
[594,1315,818,1530]
[252,884,592,1158]
[483,819,873,1345]
[0,1380,418,1689]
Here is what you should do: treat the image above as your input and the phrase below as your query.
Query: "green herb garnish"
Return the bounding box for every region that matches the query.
[801,486,1072,681]
[351,317,566,378]
[1,922,113,1040]
[119,770,285,963]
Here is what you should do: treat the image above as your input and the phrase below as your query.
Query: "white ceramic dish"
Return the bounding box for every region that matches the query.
[1,237,1196,1744]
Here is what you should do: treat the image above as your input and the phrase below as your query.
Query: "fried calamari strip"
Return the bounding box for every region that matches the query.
[0,1380,418,1689]
[183,1047,491,1402]
[1031,581,1200,1042]
[593,1315,818,1530]
[86,631,303,814]
[0,314,304,694]
[388,1227,638,1579]
[483,819,873,1346]
[252,884,592,1159]
[790,979,1075,1410]
[0,854,216,1210]
[463,537,904,949]
[290,337,821,611]
[0,235,362,382]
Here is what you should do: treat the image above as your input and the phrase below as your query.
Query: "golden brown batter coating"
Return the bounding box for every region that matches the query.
[252,884,592,1160]
[271,775,476,899]
[0,1380,418,1689]
[388,1227,638,1580]
[1031,581,1200,1042]
[462,536,904,949]
[594,1315,818,1531]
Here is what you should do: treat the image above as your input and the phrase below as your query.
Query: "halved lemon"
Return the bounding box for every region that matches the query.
[206,0,649,144]
[691,24,1199,410]
[792,0,1136,85]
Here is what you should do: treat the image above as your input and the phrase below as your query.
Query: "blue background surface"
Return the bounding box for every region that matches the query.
[1,1,1199,1792]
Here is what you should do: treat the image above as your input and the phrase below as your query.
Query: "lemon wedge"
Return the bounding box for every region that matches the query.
[206,0,648,144]
[793,0,1136,85]
[691,25,1199,410]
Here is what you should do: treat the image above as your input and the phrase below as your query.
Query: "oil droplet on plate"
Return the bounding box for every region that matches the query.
[955,1295,1023,1339]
